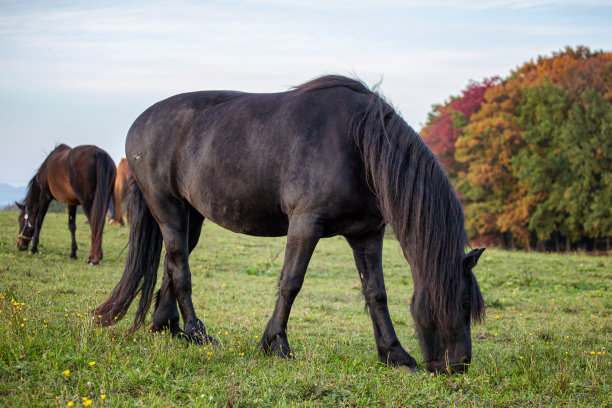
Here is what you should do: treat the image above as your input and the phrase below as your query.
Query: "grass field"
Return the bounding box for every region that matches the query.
[0,210,610,407]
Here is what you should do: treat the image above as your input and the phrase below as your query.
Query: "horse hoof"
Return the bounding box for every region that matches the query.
[184,319,216,345]
[186,331,217,345]
[399,364,418,373]
[381,349,418,371]
[261,335,294,358]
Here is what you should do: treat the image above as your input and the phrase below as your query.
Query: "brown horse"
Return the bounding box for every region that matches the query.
[110,158,131,226]
[17,144,116,265]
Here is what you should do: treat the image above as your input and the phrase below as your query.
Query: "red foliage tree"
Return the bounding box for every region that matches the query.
[420,78,499,183]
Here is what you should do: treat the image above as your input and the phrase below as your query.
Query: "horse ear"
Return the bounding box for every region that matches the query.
[463,248,485,271]
[15,201,24,210]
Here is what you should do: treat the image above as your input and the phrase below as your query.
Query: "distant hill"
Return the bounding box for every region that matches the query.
[0,184,27,209]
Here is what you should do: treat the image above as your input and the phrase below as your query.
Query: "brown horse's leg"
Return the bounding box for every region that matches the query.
[152,207,204,339]
[112,187,124,226]
[261,213,322,358]
[83,199,105,265]
[346,228,417,371]
[68,205,78,259]
[30,199,51,254]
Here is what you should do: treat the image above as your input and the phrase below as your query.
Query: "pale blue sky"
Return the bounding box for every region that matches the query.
[1,0,610,186]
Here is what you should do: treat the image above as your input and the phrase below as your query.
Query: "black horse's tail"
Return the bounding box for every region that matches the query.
[89,153,116,262]
[94,178,163,332]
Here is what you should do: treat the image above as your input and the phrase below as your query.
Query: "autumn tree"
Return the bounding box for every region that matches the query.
[420,78,499,183]
[450,46,611,249]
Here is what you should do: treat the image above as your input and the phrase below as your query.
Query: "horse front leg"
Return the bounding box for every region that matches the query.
[346,228,417,371]
[261,213,322,358]
[68,205,78,259]
[30,199,51,254]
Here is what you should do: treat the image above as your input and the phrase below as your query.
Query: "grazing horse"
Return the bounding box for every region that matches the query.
[95,76,485,373]
[17,144,116,265]
[110,158,131,226]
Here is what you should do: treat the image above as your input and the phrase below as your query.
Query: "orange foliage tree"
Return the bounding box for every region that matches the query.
[422,46,612,250]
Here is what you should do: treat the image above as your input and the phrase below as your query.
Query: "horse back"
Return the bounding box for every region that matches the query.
[44,145,115,206]
[127,87,381,237]
[45,145,80,205]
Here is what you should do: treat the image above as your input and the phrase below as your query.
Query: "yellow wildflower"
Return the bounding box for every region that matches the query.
[62,370,70,376]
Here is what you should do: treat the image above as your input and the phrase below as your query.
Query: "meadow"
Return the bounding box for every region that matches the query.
[0,210,610,407]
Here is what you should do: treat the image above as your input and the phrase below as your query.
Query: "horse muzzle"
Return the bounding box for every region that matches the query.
[17,235,31,251]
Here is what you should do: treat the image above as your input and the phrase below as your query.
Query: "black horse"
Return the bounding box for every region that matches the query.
[95,75,485,373]
[17,144,116,265]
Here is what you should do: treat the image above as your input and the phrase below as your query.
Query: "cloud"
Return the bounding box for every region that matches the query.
[0,0,610,184]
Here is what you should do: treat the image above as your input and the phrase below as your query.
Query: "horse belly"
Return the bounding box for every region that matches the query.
[47,168,79,205]
[210,214,289,237]
[193,193,289,237]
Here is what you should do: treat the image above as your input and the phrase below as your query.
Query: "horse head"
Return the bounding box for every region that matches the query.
[16,202,34,250]
[411,248,485,373]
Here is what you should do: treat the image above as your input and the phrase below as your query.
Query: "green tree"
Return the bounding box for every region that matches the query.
[513,82,574,243]
[561,89,612,242]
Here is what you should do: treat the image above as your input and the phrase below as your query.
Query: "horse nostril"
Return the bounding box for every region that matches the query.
[461,356,470,365]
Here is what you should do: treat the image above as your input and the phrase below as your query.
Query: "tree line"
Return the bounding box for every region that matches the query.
[420,46,611,251]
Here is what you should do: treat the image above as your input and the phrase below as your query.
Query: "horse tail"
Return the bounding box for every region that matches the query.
[94,178,163,332]
[88,152,116,261]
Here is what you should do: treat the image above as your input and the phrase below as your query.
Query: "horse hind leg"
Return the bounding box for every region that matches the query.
[151,207,205,340]
[150,269,182,336]
[80,199,102,264]
[261,213,322,358]
[346,228,417,371]
[154,201,214,344]
[68,205,78,259]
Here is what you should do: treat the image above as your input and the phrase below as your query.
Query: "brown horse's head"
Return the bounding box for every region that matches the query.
[16,202,34,250]
[411,248,485,373]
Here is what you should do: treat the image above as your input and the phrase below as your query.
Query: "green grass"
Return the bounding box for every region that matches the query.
[0,210,610,407]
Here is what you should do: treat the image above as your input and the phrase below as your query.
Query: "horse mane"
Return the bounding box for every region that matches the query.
[291,74,372,96]
[20,144,68,215]
[20,174,44,216]
[335,78,485,328]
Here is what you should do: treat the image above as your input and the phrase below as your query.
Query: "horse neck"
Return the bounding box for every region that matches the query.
[25,169,49,219]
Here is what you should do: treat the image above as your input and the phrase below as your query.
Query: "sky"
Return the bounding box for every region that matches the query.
[0,0,610,187]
